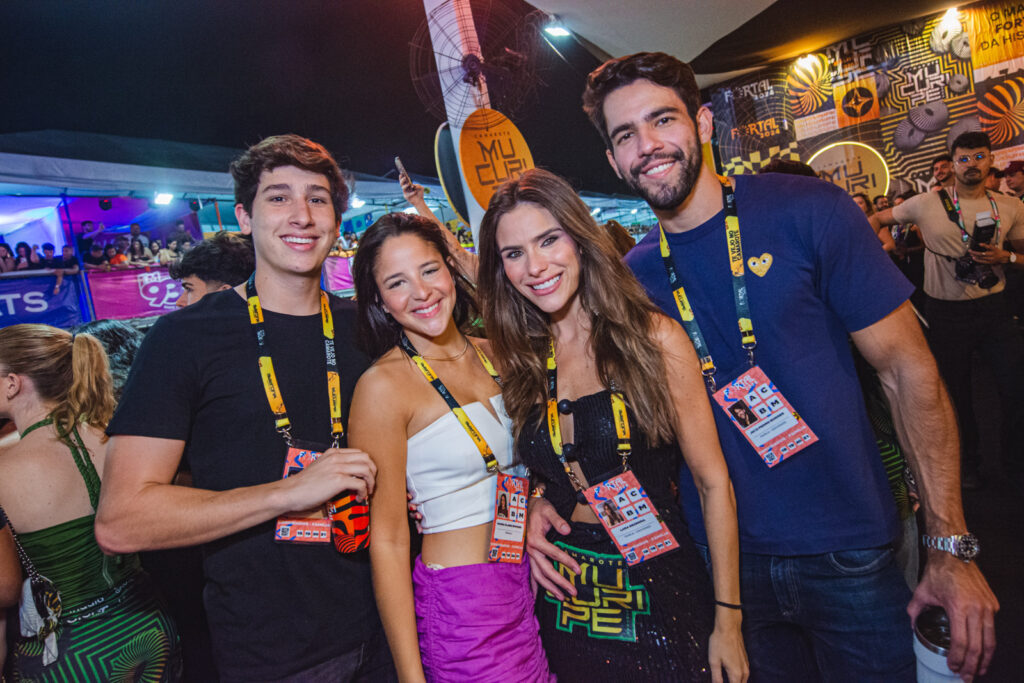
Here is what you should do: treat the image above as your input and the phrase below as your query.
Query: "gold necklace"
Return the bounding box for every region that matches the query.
[420,337,470,362]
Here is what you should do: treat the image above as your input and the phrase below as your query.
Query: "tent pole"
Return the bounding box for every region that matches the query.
[60,193,93,324]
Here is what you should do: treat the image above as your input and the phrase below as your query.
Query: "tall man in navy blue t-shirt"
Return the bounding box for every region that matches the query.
[526,53,997,682]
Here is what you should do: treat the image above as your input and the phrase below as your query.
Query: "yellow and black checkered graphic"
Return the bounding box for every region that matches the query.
[723,142,802,175]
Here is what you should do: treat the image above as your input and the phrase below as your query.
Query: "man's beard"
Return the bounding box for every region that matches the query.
[957,168,984,187]
[621,144,703,211]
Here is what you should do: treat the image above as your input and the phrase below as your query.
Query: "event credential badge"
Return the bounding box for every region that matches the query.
[489,473,527,563]
[274,445,331,544]
[584,471,677,566]
[713,366,818,467]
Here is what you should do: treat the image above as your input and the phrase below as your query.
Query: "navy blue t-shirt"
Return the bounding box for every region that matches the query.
[625,173,913,555]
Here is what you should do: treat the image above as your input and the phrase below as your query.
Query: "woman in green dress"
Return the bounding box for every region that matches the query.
[0,323,181,681]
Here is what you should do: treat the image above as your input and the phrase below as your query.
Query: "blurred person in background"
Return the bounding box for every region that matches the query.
[0,243,15,273]
[168,232,255,307]
[128,238,154,265]
[13,242,40,270]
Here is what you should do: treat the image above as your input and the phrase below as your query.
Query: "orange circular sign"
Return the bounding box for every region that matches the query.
[459,108,534,209]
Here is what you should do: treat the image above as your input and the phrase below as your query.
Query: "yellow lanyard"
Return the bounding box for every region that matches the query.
[400,334,502,473]
[246,274,343,448]
[658,176,756,391]
[545,338,631,491]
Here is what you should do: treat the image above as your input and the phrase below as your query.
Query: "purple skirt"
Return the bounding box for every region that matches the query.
[413,555,555,682]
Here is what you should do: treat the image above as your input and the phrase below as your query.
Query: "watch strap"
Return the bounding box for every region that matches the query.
[922,533,978,561]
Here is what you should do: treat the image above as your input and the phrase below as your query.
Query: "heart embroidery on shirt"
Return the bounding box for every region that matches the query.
[748,253,773,277]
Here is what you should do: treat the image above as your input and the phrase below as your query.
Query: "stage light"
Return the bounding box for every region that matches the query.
[188,199,202,212]
[631,208,638,214]
[350,195,366,209]
[545,16,570,37]
[939,8,961,35]
[590,207,601,216]
[403,206,418,214]
[796,54,818,71]
[99,198,112,210]
[154,193,174,205]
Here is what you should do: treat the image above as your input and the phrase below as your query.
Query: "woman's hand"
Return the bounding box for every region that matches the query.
[708,609,748,683]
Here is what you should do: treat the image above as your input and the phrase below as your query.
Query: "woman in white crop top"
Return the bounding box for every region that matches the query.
[348,213,553,683]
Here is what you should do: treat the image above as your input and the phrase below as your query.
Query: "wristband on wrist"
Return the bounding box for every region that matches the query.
[1009,251,1017,264]
[715,600,743,610]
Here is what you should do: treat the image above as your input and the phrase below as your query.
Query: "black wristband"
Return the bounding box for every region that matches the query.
[715,600,743,610]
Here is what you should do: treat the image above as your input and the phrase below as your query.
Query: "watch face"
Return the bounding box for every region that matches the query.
[955,534,980,560]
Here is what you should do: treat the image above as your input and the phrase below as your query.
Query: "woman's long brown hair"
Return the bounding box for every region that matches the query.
[477,169,676,445]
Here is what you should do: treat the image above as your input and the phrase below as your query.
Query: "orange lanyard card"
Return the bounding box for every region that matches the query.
[274,445,331,544]
[488,473,528,564]
[583,470,678,566]
[712,365,818,467]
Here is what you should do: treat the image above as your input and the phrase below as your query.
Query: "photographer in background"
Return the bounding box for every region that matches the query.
[874,132,1024,491]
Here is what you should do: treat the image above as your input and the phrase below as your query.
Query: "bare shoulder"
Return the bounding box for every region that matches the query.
[650,312,688,348]
[355,347,408,391]
[352,347,418,419]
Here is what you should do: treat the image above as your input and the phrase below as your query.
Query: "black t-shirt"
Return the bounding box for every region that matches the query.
[108,289,379,680]
[83,252,106,266]
[57,256,81,270]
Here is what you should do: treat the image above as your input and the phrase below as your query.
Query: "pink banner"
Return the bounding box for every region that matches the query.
[87,267,182,320]
[323,255,354,292]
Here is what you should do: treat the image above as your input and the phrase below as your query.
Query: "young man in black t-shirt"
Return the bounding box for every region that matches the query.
[97,135,394,682]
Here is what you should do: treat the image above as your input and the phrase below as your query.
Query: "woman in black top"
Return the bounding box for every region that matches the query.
[13,242,40,270]
[476,169,747,682]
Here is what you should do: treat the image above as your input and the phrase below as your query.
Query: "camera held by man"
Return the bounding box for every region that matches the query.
[955,211,999,289]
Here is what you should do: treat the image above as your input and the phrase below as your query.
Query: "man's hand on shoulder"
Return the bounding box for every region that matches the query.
[909,553,998,681]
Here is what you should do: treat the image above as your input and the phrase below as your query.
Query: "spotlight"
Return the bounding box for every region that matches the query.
[99,198,112,211]
[188,199,202,212]
[154,193,174,205]
[590,207,601,216]
[544,16,571,37]
[939,8,961,35]
[402,206,418,214]
[350,195,366,209]
[631,208,638,214]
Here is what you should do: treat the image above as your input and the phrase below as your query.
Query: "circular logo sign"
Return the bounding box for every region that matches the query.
[459,108,534,209]
[807,141,890,198]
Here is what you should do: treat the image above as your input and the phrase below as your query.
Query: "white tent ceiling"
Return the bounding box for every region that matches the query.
[531,0,959,86]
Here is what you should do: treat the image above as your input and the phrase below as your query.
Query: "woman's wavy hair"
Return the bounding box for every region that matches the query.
[352,212,479,360]
[477,168,675,444]
[0,324,115,438]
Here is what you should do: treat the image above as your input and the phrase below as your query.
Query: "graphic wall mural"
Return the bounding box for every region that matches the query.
[709,1,1024,197]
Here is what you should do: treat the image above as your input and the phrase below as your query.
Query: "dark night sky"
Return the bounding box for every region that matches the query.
[0,1,625,194]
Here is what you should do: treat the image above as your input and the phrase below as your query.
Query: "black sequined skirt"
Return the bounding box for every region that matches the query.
[535,521,713,682]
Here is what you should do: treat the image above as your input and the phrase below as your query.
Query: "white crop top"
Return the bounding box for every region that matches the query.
[406,393,525,534]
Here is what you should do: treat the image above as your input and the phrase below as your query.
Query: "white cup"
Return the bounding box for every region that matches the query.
[914,631,960,682]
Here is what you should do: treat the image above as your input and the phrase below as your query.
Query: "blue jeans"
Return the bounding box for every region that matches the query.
[697,544,914,682]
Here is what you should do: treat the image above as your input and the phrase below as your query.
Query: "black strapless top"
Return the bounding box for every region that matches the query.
[517,389,682,525]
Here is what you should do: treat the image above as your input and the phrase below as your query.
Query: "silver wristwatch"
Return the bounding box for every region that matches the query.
[921,533,980,562]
